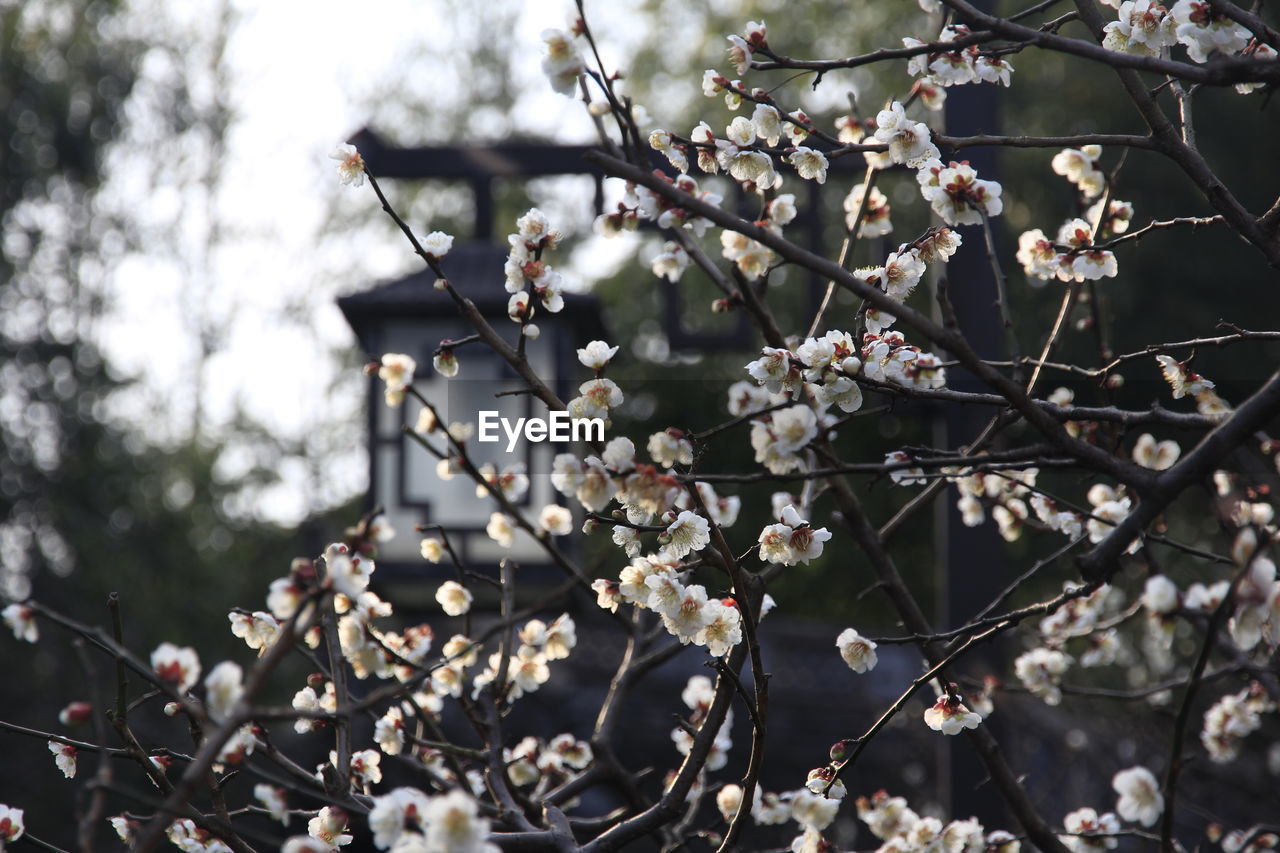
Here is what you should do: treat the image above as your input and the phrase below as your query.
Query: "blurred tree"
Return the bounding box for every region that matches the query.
[0,1,355,842]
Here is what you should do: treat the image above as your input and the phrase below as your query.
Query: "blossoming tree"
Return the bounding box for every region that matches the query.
[4,1,1280,852]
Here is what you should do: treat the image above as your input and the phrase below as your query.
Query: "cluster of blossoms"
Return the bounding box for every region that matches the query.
[1059,807,1121,853]
[742,315,949,475]
[1082,483,1140,554]
[902,23,1016,109]
[1014,646,1073,705]
[856,790,1020,853]
[649,100,826,193]
[503,208,568,344]
[915,157,1003,227]
[1055,771,1165,853]
[843,182,893,238]
[1017,148,1127,283]
[540,24,585,95]
[13,8,1280,852]
[641,72,996,296]
[626,171,720,239]
[840,101,1005,228]
[759,504,832,566]
[862,329,948,388]
[469,614,576,702]
[590,551,745,655]
[1100,0,1274,71]
[1201,682,1276,763]
[502,733,592,790]
[1052,145,1106,199]
[474,461,530,503]
[549,432,735,532]
[567,338,623,422]
[952,466,1083,545]
[1040,582,1125,668]
[0,513,589,851]
[335,786,500,852]
[671,675,736,775]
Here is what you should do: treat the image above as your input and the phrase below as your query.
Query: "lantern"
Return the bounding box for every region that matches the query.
[338,241,606,587]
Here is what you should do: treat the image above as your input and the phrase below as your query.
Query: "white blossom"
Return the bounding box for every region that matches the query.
[204,661,244,723]
[788,147,829,183]
[577,340,619,370]
[924,695,982,734]
[329,143,365,187]
[539,505,574,536]
[1013,647,1071,705]
[378,353,416,407]
[2,604,37,644]
[435,581,473,617]
[664,511,711,558]
[1112,766,1164,827]
[836,628,878,673]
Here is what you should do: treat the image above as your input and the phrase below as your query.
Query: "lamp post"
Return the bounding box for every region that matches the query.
[338,241,606,591]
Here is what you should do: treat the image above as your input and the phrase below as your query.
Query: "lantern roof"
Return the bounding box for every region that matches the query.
[337,241,607,347]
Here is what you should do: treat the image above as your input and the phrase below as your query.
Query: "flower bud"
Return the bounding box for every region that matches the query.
[163,702,181,717]
[841,356,862,376]
[524,324,541,339]
[362,361,380,376]
[657,533,672,546]
[290,558,316,583]
[307,672,328,689]
[829,738,857,763]
[1105,374,1124,389]
[58,702,93,726]
[660,510,677,525]
[611,509,627,521]
[433,277,448,291]
[582,518,599,535]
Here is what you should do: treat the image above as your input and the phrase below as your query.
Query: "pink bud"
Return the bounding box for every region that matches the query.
[58,701,92,726]
[829,738,856,763]
[290,558,316,583]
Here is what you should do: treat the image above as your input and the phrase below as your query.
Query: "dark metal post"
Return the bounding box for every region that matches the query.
[939,1,1010,824]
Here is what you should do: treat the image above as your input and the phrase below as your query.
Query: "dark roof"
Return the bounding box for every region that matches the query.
[337,242,608,346]
[350,128,603,180]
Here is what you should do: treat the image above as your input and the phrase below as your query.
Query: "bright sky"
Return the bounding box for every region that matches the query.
[94,0,640,523]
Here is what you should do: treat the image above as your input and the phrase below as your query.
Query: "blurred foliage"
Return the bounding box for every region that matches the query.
[0,0,361,842]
